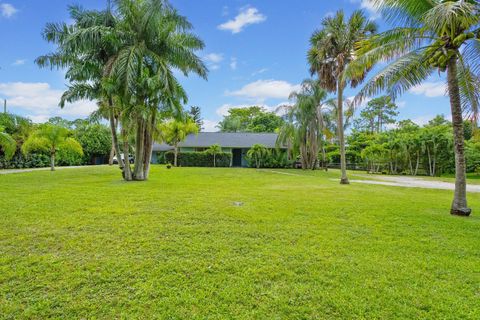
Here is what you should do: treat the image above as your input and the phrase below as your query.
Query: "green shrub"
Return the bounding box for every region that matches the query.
[0,153,50,169]
[165,151,232,167]
[248,149,292,168]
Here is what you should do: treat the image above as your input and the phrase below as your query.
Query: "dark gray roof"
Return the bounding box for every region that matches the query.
[153,132,283,151]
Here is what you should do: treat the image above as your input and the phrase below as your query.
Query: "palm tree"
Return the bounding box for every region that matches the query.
[247,144,269,169]
[286,79,329,170]
[159,118,199,167]
[36,4,125,170]
[308,10,377,183]
[349,0,479,216]
[207,144,222,167]
[106,0,207,180]
[22,124,83,171]
[0,126,16,161]
[37,0,207,181]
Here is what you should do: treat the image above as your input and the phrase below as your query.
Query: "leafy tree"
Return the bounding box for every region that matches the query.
[308,10,377,184]
[355,96,398,133]
[218,106,283,133]
[188,106,203,131]
[22,124,83,171]
[159,118,199,167]
[247,144,270,169]
[75,123,112,164]
[350,0,480,216]
[206,144,222,167]
[246,113,284,133]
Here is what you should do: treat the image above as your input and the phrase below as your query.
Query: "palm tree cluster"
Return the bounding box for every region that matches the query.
[36,0,207,181]
[284,1,479,216]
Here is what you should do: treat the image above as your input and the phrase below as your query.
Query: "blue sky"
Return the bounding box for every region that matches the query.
[0,0,451,131]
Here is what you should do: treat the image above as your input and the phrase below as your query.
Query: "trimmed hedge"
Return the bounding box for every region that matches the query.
[165,151,232,167]
[0,153,50,169]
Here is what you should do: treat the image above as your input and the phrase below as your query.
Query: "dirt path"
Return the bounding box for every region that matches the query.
[351,174,480,193]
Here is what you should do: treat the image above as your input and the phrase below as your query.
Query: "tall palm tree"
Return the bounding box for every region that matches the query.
[22,124,83,171]
[105,0,207,180]
[36,4,125,170]
[349,0,480,216]
[308,10,377,183]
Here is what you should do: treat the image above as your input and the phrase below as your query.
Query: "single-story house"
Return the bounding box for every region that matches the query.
[152,132,284,167]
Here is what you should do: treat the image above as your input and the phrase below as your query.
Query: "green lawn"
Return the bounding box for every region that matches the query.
[1,166,479,319]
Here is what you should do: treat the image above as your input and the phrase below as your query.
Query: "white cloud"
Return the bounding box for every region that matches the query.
[12,59,26,66]
[204,53,223,64]
[230,57,237,70]
[351,0,380,19]
[397,101,406,108]
[204,53,223,71]
[203,119,220,132]
[0,82,97,122]
[410,82,447,98]
[218,7,266,34]
[227,79,301,102]
[1,3,17,18]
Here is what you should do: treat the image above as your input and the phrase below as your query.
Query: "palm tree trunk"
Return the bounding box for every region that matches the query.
[108,100,123,169]
[447,57,471,216]
[50,150,55,171]
[143,113,156,180]
[109,144,115,165]
[122,128,132,181]
[133,117,146,181]
[213,154,216,167]
[337,83,349,184]
[174,144,178,167]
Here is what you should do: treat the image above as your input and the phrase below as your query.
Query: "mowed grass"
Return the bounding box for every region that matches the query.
[0,166,479,319]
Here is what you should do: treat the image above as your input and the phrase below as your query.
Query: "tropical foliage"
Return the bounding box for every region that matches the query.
[246,144,270,169]
[206,144,222,167]
[37,0,207,181]
[347,0,480,216]
[159,118,199,167]
[308,10,377,183]
[22,124,83,171]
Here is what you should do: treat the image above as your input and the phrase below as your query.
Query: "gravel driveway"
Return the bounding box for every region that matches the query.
[350,174,480,193]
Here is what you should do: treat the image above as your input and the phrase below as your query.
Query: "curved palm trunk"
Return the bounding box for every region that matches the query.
[337,83,349,184]
[108,100,123,170]
[447,58,471,216]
